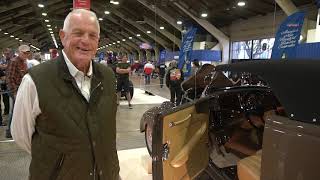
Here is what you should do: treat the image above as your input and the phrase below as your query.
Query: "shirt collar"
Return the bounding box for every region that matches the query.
[62,50,93,78]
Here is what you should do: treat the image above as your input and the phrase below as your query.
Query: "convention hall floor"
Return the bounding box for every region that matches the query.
[0,75,169,180]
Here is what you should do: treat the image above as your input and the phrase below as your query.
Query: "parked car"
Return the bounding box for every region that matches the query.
[140,60,320,180]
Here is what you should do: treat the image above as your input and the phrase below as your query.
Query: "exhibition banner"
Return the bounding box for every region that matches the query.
[159,50,166,64]
[99,52,105,61]
[316,0,320,8]
[178,27,197,77]
[271,11,305,59]
[73,0,90,10]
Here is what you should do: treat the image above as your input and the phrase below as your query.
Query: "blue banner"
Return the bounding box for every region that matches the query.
[159,50,166,64]
[316,0,320,8]
[99,52,105,61]
[271,11,305,59]
[178,27,197,77]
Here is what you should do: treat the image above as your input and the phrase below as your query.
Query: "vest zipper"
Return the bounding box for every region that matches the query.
[91,82,102,95]
[50,153,65,180]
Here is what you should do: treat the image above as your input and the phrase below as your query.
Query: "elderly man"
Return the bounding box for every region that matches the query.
[11,9,120,180]
[5,45,29,138]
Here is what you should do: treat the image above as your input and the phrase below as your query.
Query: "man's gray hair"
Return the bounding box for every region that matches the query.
[63,9,100,33]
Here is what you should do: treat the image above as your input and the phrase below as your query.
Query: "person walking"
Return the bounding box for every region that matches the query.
[166,61,184,106]
[11,9,120,180]
[144,60,154,85]
[157,63,166,88]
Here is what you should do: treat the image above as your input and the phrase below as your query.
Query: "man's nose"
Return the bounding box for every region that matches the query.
[80,34,90,43]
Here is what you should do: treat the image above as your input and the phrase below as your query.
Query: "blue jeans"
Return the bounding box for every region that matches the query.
[6,93,15,135]
[145,75,151,85]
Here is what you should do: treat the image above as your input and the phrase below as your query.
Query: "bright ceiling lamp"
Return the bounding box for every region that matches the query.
[19,40,23,42]
[45,19,50,22]
[129,37,132,39]
[47,24,51,27]
[122,39,126,41]
[147,31,151,34]
[110,1,119,5]
[201,13,208,17]
[104,11,110,15]
[42,12,47,16]
[159,26,164,30]
[4,32,8,35]
[117,41,120,43]
[237,1,246,7]
[15,38,19,40]
[99,18,103,21]
[177,20,182,25]
[10,35,14,38]
[137,34,141,37]
[38,4,44,8]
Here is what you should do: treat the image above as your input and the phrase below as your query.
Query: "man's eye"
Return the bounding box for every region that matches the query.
[73,32,82,36]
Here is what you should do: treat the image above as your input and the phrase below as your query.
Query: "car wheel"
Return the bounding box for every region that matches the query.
[145,124,153,156]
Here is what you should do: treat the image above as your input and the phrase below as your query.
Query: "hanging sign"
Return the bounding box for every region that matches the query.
[73,0,91,10]
[178,27,197,77]
[271,11,305,59]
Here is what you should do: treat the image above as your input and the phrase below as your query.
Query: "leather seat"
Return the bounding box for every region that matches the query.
[237,150,262,180]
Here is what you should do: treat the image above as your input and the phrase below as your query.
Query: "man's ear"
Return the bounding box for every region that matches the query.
[59,30,65,44]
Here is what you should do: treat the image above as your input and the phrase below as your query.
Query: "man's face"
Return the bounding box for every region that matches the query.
[3,49,11,59]
[19,51,30,61]
[60,13,99,67]
[122,56,128,63]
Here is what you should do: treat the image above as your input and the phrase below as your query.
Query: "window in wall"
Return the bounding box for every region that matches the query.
[231,40,252,59]
[252,38,275,59]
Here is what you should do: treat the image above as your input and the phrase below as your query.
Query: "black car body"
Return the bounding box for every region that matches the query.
[140,60,320,180]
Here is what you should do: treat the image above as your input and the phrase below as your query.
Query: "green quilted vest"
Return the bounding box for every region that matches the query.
[28,55,119,180]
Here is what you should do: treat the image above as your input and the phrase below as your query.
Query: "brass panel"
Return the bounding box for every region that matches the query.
[162,106,209,180]
[261,115,320,180]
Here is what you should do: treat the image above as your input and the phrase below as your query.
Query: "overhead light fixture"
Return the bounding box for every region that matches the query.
[177,20,182,25]
[237,1,246,7]
[117,41,120,43]
[111,1,119,5]
[129,37,132,39]
[122,39,126,41]
[50,31,53,34]
[42,12,47,16]
[147,31,151,34]
[99,18,103,21]
[38,4,44,8]
[104,11,110,15]
[113,42,116,44]
[45,19,50,22]
[15,38,19,40]
[4,32,8,35]
[137,34,141,37]
[201,13,208,17]
[47,24,51,27]
[48,28,52,31]
[10,35,14,38]
[109,44,112,45]
[159,26,164,30]
[19,40,23,42]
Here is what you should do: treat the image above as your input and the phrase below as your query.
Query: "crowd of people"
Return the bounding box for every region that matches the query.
[0,45,42,138]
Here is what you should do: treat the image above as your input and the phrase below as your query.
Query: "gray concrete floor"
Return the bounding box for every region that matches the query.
[0,74,169,179]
